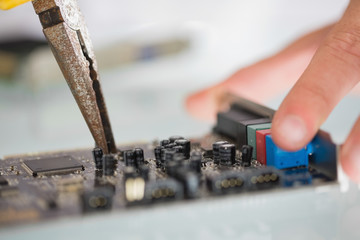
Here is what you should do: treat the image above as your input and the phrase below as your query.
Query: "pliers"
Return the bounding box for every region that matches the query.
[31,0,116,154]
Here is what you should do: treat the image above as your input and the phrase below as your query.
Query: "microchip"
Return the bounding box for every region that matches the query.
[23,155,84,177]
[0,176,8,186]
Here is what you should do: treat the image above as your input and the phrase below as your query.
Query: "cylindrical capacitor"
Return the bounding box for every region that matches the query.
[163,148,177,163]
[164,143,176,149]
[92,147,103,170]
[241,145,253,167]
[219,143,236,166]
[133,148,144,167]
[154,146,163,167]
[160,139,170,146]
[190,151,202,173]
[212,141,228,164]
[124,150,135,167]
[175,139,191,159]
[103,154,117,176]
[169,135,184,143]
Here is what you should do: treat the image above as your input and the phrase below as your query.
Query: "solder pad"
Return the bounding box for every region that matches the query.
[22,155,84,177]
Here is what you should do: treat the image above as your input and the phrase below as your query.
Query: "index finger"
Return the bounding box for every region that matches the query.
[271,0,360,151]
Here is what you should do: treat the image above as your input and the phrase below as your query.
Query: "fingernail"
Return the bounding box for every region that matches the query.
[277,114,307,146]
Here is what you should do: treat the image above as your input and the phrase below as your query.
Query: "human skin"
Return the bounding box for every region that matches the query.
[186,0,360,182]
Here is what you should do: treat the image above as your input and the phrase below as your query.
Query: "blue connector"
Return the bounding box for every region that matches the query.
[265,135,311,169]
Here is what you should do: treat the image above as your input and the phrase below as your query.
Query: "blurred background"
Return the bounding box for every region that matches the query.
[0,0,358,156]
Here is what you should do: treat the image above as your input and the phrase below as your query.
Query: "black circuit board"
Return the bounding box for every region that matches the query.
[0,133,335,226]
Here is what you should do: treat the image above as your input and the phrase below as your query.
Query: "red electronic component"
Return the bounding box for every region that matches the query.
[256,129,272,165]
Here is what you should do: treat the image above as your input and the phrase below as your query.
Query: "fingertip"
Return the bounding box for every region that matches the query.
[271,112,311,151]
[185,88,218,122]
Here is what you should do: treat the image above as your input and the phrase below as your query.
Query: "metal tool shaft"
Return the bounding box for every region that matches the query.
[32,0,116,153]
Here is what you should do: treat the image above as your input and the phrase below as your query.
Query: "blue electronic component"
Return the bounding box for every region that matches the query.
[265,135,311,169]
[283,168,312,187]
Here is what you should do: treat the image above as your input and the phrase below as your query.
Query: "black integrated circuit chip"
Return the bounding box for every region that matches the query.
[23,156,84,177]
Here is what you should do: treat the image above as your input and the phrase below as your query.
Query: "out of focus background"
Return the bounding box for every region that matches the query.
[0,0,358,156]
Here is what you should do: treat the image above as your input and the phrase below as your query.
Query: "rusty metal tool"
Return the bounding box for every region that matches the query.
[31,0,116,154]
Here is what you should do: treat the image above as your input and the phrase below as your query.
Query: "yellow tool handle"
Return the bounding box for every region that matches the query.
[0,0,30,10]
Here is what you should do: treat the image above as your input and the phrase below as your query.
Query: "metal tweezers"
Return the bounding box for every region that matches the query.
[32,0,116,154]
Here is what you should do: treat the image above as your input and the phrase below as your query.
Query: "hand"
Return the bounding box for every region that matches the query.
[186,0,360,182]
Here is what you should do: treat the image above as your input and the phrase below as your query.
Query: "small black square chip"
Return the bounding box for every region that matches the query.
[23,155,84,177]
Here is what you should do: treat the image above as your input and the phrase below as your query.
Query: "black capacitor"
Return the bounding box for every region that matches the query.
[190,151,202,173]
[103,154,117,176]
[175,139,191,159]
[133,148,145,167]
[124,150,136,167]
[160,139,170,146]
[92,147,103,170]
[154,146,163,167]
[163,148,177,163]
[219,143,236,166]
[173,145,184,156]
[241,145,253,167]
[212,141,228,164]
[169,135,184,143]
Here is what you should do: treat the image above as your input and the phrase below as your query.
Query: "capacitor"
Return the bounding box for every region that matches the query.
[164,143,176,149]
[163,149,177,163]
[103,154,117,176]
[124,150,135,167]
[241,145,253,167]
[160,139,170,146]
[154,146,163,167]
[169,135,184,143]
[175,139,191,159]
[92,147,103,170]
[190,151,202,173]
[133,148,144,167]
[212,141,228,164]
[219,143,236,166]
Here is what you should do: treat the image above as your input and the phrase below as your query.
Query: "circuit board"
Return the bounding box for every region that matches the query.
[0,98,338,227]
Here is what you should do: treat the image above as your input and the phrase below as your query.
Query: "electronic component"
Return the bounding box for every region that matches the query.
[169,135,184,143]
[154,146,163,167]
[124,150,135,167]
[0,176,8,186]
[212,141,228,164]
[172,169,199,198]
[103,154,116,176]
[82,187,114,212]
[283,168,312,187]
[241,145,253,167]
[134,148,145,167]
[189,151,202,173]
[174,139,191,159]
[125,177,146,204]
[92,147,103,170]
[265,135,310,169]
[219,143,236,166]
[144,179,184,202]
[207,171,245,194]
[255,129,272,165]
[22,156,84,177]
[247,168,282,190]
[247,123,271,159]
[214,104,271,147]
